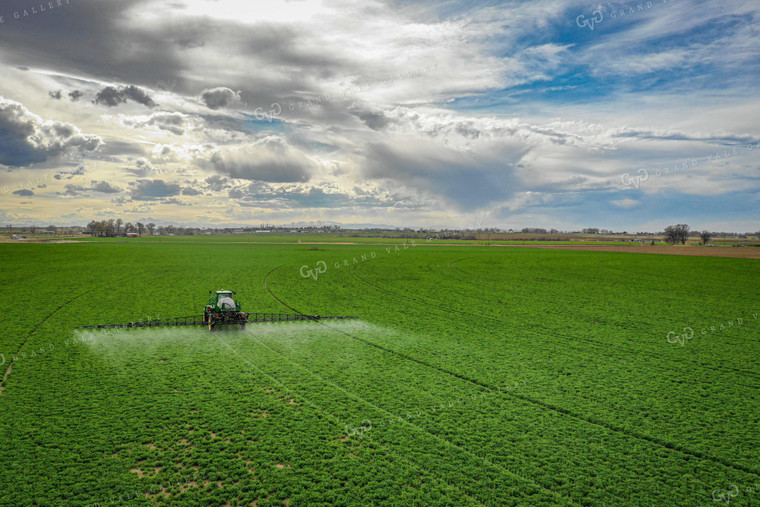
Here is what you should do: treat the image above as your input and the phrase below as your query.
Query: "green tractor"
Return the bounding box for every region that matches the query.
[203,290,247,331]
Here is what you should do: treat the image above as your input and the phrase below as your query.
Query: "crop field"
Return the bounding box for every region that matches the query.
[0,240,759,506]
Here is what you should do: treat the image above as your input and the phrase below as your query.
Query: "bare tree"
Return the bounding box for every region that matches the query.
[699,230,712,245]
[664,224,690,245]
[147,223,155,235]
[86,220,98,237]
[115,218,123,236]
[136,222,145,236]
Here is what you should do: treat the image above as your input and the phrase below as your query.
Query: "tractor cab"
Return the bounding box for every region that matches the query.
[206,290,240,310]
[204,290,246,330]
[211,290,238,310]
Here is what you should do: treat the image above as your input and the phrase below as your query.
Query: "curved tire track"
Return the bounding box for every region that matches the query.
[265,264,760,480]
[0,278,126,396]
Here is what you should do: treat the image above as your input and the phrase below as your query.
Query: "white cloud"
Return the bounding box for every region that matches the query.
[612,198,639,208]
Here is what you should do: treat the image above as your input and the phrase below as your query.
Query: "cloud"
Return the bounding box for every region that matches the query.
[62,184,89,196]
[363,137,523,211]
[0,0,757,230]
[208,137,314,183]
[123,112,190,135]
[60,180,122,196]
[129,179,181,201]
[354,110,389,131]
[12,189,34,196]
[611,198,640,208]
[0,97,103,167]
[199,87,241,110]
[147,112,188,135]
[55,165,86,180]
[93,85,157,108]
[127,158,155,177]
[163,197,190,206]
[227,181,396,209]
[204,175,231,192]
[51,89,85,102]
[90,180,122,193]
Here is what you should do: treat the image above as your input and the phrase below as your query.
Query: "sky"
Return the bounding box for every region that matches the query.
[0,0,758,231]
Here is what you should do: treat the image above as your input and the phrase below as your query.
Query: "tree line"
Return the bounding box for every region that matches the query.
[86,219,154,237]
[663,224,715,245]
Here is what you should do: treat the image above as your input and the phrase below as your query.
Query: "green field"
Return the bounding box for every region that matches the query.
[1,241,759,506]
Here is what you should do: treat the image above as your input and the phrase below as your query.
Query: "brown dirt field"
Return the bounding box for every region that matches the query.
[498,244,760,259]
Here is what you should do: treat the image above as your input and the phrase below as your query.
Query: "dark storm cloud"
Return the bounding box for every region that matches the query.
[0,0,184,90]
[12,189,34,196]
[199,88,241,110]
[69,90,84,101]
[93,85,157,108]
[240,24,344,73]
[0,0,352,122]
[208,137,313,183]
[0,97,102,167]
[129,179,181,201]
[364,140,522,210]
[181,187,202,196]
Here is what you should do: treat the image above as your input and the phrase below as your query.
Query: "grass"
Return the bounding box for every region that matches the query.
[0,241,758,505]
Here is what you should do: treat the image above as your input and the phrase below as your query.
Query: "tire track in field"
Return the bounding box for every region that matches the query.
[246,333,574,506]
[449,256,757,344]
[444,258,760,382]
[419,257,760,383]
[0,278,128,397]
[212,333,487,507]
[264,266,580,503]
[348,270,760,476]
[264,265,760,479]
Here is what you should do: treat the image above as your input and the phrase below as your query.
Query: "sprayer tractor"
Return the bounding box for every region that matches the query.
[203,290,247,331]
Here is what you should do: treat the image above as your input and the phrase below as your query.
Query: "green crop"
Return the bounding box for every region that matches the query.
[0,241,757,505]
